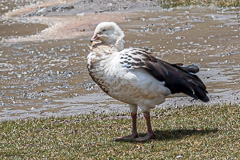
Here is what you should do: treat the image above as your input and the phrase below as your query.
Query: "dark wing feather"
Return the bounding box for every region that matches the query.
[121,48,209,102]
[174,63,200,74]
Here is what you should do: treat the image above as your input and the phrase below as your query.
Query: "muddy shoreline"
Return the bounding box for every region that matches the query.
[0,1,240,122]
[2,0,164,42]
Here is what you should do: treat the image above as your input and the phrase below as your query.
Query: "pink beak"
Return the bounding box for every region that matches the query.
[90,33,99,43]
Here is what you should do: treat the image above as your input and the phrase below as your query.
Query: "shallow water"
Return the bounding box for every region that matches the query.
[0,1,240,122]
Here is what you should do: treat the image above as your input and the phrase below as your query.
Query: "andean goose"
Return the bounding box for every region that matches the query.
[87,22,209,142]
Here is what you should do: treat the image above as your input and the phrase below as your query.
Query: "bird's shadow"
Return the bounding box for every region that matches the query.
[153,128,218,141]
[118,128,218,143]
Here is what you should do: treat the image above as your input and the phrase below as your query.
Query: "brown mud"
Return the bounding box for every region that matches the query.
[0,0,240,122]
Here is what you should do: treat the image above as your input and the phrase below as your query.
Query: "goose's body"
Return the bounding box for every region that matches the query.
[87,22,209,141]
[88,47,171,110]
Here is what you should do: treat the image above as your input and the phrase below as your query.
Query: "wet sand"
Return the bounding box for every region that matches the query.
[0,0,240,122]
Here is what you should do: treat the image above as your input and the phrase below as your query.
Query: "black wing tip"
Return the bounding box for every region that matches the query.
[175,64,200,74]
[201,95,210,103]
[194,87,210,103]
[190,92,210,103]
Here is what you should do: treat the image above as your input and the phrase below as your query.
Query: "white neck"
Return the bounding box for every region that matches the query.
[115,39,124,51]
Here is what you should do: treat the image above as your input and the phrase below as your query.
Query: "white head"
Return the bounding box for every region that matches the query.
[90,22,125,51]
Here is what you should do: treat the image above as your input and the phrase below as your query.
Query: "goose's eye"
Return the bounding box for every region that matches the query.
[102,29,106,32]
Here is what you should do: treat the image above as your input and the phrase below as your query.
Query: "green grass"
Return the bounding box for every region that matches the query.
[0,104,239,159]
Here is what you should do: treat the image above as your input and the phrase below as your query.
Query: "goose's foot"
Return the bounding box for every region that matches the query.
[135,132,155,142]
[114,134,139,141]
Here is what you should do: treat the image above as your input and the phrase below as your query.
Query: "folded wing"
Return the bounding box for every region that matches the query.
[119,48,209,102]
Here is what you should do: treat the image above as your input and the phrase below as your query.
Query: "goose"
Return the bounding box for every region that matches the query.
[87,22,209,142]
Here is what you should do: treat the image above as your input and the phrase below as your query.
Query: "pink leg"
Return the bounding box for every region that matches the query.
[131,113,138,137]
[115,112,139,141]
[135,111,155,142]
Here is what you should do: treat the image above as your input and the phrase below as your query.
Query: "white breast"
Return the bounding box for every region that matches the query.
[88,48,171,108]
